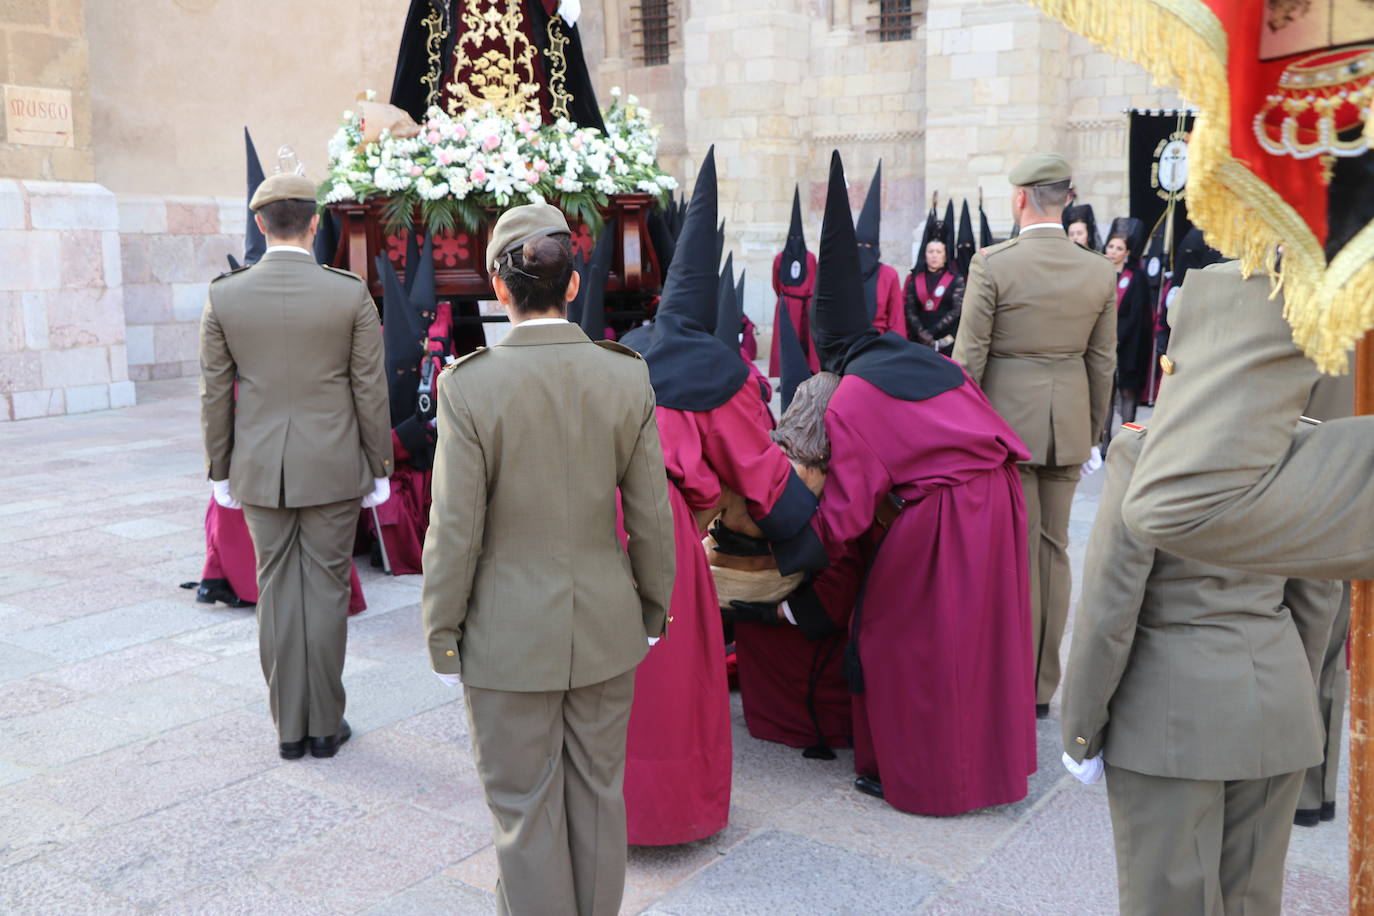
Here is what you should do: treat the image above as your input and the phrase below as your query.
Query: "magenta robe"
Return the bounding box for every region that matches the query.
[741,313,759,362]
[735,527,876,749]
[624,381,796,845]
[202,499,367,615]
[769,251,821,377]
[362,429,431,576]
[872,264,908,339]
[812,372,1035,816]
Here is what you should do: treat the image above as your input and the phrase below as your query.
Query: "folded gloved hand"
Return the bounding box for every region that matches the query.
[433,671,461,687]
[1080,446,1103,480]
[360,477,391,508]
[725,600,784,626]
[211,479,241,510]
[1061,751,1104,785]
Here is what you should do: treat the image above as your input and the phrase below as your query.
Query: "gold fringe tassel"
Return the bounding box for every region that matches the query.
[1028,0,1371,374]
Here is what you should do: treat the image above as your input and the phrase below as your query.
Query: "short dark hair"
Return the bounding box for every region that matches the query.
[257,199,317,238]
[497,233,575,315]
[1026,179,1072,212]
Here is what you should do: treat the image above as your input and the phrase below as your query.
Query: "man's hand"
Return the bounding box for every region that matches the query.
[433,671,461,687]
[1061,751,1104,784]
[211,479,241,510]
[361,477,391,508]
[725,600,785,626]
[1080,446,1103,480]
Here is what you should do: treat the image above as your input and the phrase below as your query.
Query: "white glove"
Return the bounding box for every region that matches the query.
[647,636,661,647]
[557,0,581,26]
[433,671,461,687]
[1061,751,1104,785]
[360,477,391,508]
[211,479,240,510]
[1079,446,1103,480]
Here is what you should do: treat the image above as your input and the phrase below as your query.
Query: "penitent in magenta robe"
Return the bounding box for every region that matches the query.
[872,264,908,339]
[734,527,877,750]
[769,251,821,378]
[813,372,1035,816]
[624,381,798,845]
[202,499,367,614]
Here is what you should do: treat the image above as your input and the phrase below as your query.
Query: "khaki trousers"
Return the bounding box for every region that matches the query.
[1106,764,1303,916]
[242,498,358,742]
[1301,584,1351,810]
[465,668,636,916]
[1018,462,1079,703]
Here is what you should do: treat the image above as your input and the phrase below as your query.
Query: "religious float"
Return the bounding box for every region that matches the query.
[317,0,678,334]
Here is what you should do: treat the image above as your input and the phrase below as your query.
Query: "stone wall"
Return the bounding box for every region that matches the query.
[0,0,93,182]
[118,195,242,383]
[0,179,132,420]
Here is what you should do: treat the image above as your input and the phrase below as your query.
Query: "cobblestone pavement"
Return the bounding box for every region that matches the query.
[0,380,1348,914]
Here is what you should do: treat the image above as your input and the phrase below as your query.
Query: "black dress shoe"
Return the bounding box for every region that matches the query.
[1036,703,1050,719]
[195,578,254,608]
[1321,801,1337,821]
[1294,807,1321,828]
[279,739,306,760]
[310,719,352,758]
[854,775,884,799]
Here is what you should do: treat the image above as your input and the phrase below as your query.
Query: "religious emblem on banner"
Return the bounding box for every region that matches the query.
[444,0,543,117]
[1027,0,1374,373]
[1152,129,1190,199]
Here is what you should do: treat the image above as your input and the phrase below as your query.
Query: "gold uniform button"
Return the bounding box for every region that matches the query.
[1159,354,1175,375]
[1075,736,1087,745]
[446,650,456,657]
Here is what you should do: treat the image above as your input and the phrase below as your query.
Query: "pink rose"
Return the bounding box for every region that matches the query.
[484,135,500,151]
[427,131,440,144]
[453,124,467,140]
[571,136,583,151]
[436,148,454,166]
[472,166,487,183]
[534,159,549,173]
[526,170,540,184]
[410,165,423,177]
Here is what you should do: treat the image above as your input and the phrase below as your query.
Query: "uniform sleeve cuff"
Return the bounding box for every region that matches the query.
[772,523,829,576]
[755,469,818,541]
[787,583,839,640]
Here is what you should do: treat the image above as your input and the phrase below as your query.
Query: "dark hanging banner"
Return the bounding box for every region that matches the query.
[1128,109,1196,269]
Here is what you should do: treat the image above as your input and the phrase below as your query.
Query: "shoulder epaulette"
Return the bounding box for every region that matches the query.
[1121,422,1146,434]
[442,346,489,373]
[594,339,643,360]
[979,238,1019,259]
[211,264,251,283]
[321,264,366,283]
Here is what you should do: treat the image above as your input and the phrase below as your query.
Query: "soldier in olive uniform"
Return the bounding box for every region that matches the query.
[421,203,676,916]
[952,153,1117,715]
[1061,421,1340,915]
[200,173,394,760]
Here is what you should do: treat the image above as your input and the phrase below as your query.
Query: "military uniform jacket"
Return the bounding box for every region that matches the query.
[200,249,393,508]
[951,227,1117,466]
[1122,261,1374,581]
[1062,426,1330,780]
[420,321,676,692]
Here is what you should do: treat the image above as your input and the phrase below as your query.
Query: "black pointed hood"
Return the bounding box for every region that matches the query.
[579,217,616,340]
[244,128,266,265]
[956,201,975,275]
[715,252,738,348]
[735,268,747,324]
[813,151,964,402]
[979,195,995,247]
[647,204,676,280]
[628,147,748,412]
[913,203,939,273]
[410,232,437,322]
[856,161,883,320]
[777,300,812,413]
[777,186,809,288]
[941,200,956,255]
[714,220,725,273]
[226,254,242,271]
[377,252,426,427]
[313,210,341,265]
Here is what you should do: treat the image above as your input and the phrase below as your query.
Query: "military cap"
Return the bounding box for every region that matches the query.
[248,173,318,211]
[487,201,570,272]
[1008,152,1072,187]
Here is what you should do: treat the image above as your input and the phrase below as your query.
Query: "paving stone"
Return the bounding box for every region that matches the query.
[0,641,62,683]
[360,874,495,916]
[390,698,472,750]
[76,672,257,733]
[2,701,152,768]
[0,793,91,867]
[334,653,462,735]
[347,603,428,662]
[0,759,36,789]
[254,831,439,915]
[330,803,490,872]
[441,844,499,895]
[169,613,260,657]
[44,774,362,908]
[4,598,222,662]
[648,830,942,914]
[0,567,64,597]
[150,874,320,915]
[0,860,137,915]
[99,517,190,540]
[0,676,83,719]
[1281,867,1348,914]
[0,605,59,635]
[36,639,218,693]
[21,711,280,830]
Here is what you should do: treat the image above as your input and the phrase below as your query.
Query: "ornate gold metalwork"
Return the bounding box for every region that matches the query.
[545,15,571,120]
[421,2,450,110]
[445,0,541,118]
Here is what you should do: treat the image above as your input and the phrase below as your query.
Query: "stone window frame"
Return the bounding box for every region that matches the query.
[869,0,920,42]
[631,0,676,67]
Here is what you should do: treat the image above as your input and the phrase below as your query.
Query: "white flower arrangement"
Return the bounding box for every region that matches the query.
[321,90,678,234]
